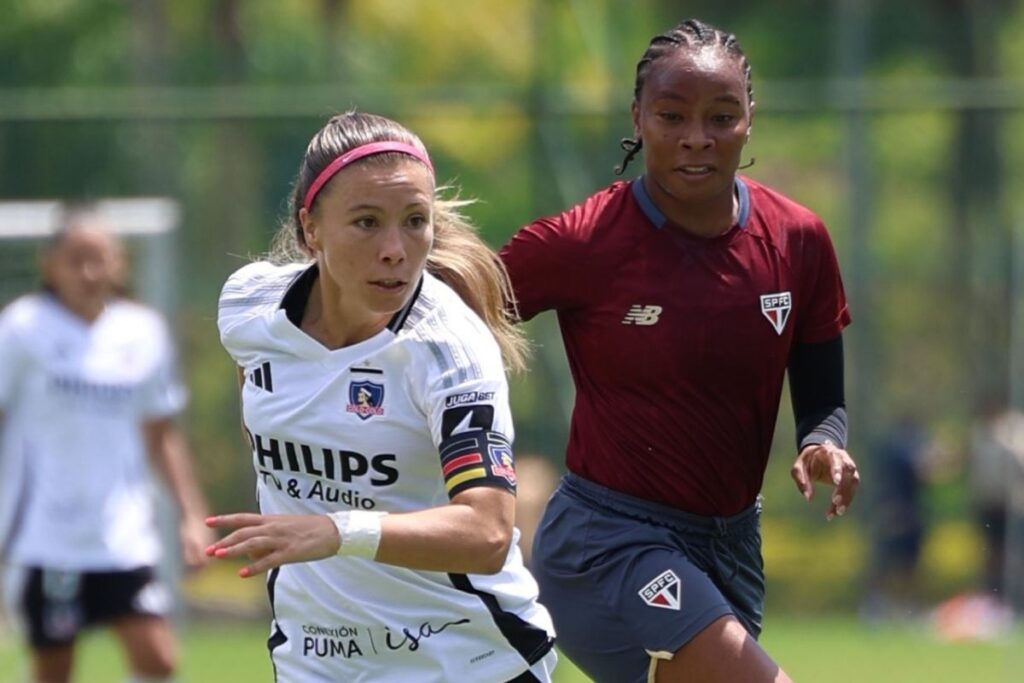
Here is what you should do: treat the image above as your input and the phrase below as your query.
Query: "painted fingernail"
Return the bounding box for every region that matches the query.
[204,545,216,556]
[239,567,250,578]
[837,505,847,516]
[826,513,835,521]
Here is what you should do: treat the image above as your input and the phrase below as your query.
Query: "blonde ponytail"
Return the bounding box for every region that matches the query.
[428,191,530,373]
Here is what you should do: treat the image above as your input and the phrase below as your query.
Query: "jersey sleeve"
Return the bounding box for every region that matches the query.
[499,201,594,322]
[139,314,188,419]
[794,219,852,343]
[0,305,28,557]
[217,261,298,367]
[0,301,30,411]
[414,316,518,499]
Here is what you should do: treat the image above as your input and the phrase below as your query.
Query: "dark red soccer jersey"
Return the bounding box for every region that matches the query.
[500,176,851,516]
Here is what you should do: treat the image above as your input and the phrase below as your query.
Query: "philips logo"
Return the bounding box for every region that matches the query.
[621,304,662,326]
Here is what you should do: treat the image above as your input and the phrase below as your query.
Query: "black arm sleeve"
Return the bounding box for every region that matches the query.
[787,335,848,450]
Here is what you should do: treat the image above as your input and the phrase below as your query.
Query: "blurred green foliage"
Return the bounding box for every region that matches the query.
[2,0,1024,610]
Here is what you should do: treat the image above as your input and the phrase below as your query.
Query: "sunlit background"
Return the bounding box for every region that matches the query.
[2,1,1024,681]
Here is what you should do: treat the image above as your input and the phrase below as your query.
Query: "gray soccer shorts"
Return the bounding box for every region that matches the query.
[531,473,764,683]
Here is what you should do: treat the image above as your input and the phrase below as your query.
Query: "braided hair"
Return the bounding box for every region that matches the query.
[615,19,754,176]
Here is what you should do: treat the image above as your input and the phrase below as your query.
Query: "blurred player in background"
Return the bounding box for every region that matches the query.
[501,18,859,683]
[208,111,557,682]
[861,415,932,622]
[969,394,1024,599]
[0,210,211,683]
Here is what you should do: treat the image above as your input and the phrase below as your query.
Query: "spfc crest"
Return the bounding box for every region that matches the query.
[346,380,385,420]
[759,291,792,335]
[638,569,681,610]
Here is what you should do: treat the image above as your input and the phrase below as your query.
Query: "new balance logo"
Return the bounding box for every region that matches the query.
[249,361,274,392]
[622,304,662,326]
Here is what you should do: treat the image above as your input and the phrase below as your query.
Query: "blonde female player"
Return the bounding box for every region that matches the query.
[208,111,557,682]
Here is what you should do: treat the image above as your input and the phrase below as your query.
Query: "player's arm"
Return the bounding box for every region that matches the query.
[0,409,7,555]
[0,313,30,560]
[206,447,518,577]
[208,381,522,576]
[374,486,513,574]
[370,391,521,573]
[369,422,518,574]
[205,487,513,578]
[234,365,252,449]
[786,334,860,519]
[499,208,592,321]
[143,416,213,569]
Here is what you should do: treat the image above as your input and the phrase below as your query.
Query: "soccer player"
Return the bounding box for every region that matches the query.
[0,212,211,683]
[208,111,557,682]
[499,19,860,683]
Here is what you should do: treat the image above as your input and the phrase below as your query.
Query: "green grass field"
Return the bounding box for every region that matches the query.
[1,616,1021,682]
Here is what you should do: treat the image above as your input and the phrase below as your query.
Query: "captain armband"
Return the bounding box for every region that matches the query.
[439,430,518,499]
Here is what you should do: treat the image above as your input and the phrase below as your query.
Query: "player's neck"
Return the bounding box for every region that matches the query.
[652,182,737,239]
[301,278,389,349]
[58,296,107,323]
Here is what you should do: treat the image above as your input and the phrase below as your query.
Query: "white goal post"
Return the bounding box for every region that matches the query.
[0,198,181,315]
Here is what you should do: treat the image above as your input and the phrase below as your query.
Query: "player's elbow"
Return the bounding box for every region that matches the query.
[451,487,515,573]
[474,527,513,574]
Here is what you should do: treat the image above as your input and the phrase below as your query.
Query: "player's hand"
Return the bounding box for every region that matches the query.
[180,515,216,572]
[790,441,860,521]
[204,513,340,578]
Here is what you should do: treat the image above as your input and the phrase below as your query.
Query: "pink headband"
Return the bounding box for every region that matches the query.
[303,141,434,211]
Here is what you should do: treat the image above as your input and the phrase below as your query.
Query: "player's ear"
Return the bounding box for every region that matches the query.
[299,207,320,252]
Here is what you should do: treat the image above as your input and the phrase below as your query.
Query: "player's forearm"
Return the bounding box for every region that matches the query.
[145,419,209,521]
[374,493,514,574]
[787,335,848,449]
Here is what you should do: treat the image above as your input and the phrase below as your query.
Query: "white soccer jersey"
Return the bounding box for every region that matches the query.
[0,294,186,569]
[218,262,555,683]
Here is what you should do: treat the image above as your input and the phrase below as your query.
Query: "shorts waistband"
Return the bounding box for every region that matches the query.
[561,472,761,538]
